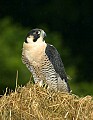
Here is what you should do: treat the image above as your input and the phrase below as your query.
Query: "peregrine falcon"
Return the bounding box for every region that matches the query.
[22,28,70,92]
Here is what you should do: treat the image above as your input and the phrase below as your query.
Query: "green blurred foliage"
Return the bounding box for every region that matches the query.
[0,18,31,94]
[0,18,93,96]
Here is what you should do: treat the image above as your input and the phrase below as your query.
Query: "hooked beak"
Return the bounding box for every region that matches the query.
[41,30,46,38]
[44,32,46,37]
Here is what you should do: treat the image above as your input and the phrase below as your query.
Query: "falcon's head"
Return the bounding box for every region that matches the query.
[25,28,46,44]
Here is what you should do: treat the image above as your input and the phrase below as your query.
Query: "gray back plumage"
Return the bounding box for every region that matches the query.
[45,44,70,92]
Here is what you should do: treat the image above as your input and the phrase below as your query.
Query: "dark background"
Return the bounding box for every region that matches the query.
[0,0,93,96]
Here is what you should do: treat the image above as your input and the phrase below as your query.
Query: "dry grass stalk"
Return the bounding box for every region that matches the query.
[0,84,93,120]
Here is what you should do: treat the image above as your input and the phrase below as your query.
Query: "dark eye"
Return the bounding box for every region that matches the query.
[34,31,40,35]
[36,31,38,34]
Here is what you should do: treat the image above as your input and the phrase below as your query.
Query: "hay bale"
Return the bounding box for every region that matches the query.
[0,84,93,120]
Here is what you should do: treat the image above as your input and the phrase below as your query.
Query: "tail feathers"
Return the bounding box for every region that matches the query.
[58,77,70,92]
